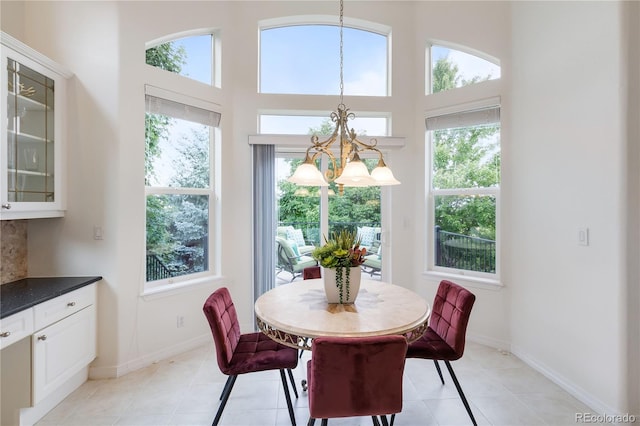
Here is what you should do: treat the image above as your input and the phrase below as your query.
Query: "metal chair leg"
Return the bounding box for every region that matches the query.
[390,413,396,426]
[371,416,381,426]
[287,368,299,398]
[280,369,297,425]
[433,359,445,384]
[212,375,237,426]
[444,360,477,426]
[219,374,235,400]
[380,415,389,426]
[320,419,328,426]
[307,418,316,426]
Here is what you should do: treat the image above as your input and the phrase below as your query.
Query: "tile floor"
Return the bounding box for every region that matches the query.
[37,341,597,426]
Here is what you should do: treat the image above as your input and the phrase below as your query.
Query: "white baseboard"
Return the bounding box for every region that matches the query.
[510,343,619,416]
[89,334,211,379]
[468,332,510,351]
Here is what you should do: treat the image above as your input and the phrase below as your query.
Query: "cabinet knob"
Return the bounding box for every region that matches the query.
[37,335,47,341]
[0,332,10,338]
[67,302,76,307]
[1,204,11,210]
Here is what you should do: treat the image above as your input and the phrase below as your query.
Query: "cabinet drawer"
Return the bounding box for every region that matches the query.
[0,308,34,350]
[34,284,95,331]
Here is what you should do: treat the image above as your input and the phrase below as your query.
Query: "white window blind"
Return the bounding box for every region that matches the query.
[145,94,221,127]
[426,106,500,131]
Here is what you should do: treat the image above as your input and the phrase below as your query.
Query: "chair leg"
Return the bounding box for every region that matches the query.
[213,375,237,426]
[371,416,381,426]
[306,418,315,426]
[390,413,396,426]
[380,415,390,426]
[219,374,235,400]
[433,360,445,385]
[444,360,477,426]
[279,369,297,426]
[320,419,328,426]
[287,368,299,398]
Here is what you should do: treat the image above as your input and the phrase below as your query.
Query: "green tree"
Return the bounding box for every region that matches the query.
[277,119,382,239]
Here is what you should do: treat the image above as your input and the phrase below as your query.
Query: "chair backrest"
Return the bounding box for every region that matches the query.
[276,236,300,265]
[307,335,407,419]
[429,280,476,358]
[203,287,242,374]
[303,266,321,279]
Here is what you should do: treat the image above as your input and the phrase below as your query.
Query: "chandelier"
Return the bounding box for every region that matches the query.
[287,0,400,195]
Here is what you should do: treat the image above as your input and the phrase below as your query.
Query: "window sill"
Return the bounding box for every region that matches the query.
[422,270,503,290]
[141,274,226,301]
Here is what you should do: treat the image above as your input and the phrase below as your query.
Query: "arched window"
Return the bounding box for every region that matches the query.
[146,33,218,87]
[430,44,500,94]
[260,25,388,96]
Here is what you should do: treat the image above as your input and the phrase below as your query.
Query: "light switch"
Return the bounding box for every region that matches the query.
[93,226,103,240]
[578,227,589,246]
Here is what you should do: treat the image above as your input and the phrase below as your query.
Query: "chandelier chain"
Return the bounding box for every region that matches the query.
[339,0,344,106]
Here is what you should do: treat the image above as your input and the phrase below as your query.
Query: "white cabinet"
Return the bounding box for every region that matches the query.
[32,304,96,405]
[0,308,34,350]
[1,32,72,220]
[31,284,96,405]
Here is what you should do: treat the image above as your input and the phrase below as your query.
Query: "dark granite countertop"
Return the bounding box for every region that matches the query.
[1,276,102,319]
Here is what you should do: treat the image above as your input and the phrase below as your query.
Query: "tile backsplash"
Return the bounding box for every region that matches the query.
[1,220,28,284]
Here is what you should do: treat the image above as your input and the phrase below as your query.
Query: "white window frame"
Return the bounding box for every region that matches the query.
[142,85,222,297]
[424,98,502,287]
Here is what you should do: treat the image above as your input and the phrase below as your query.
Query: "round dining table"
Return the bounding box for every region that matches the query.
[254,278,431,351]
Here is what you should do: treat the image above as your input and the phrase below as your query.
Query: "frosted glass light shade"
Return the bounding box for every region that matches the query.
[288,163,329,186]
[371,165,400,185]
[335,160,375,187]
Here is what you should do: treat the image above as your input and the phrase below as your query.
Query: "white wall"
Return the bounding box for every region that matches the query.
[2,0,637,416]
[509,1,637,415]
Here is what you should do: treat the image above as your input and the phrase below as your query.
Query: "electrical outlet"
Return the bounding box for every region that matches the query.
[176,316,185,328]
[578,227,589,246]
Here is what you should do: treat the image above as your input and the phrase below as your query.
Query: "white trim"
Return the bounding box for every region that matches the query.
[422,270,503,289]
[145,84,222,113]
[89,335,210,379]
[511,344,619,417]
[142,274,226,301]
[1,32,73,78]
[259,15,391,36]
[249,134,405,148]
[145,28,219,50]
[425,96,501,119]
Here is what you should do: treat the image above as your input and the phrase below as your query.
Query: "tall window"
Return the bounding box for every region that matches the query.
[258,21,391,285]
[144,90,220,286]
[426,44,501,280]
[144,32,221,292]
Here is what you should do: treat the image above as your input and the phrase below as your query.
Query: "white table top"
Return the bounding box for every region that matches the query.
[254,279,430,350]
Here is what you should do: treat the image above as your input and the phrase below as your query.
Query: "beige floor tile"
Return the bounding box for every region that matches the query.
[36,342,597,426]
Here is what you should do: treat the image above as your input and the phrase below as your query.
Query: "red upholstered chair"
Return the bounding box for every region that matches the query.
[406,280,477,426]
[203,287,299,426]
[303,266,321,280]
[306,335,407,426]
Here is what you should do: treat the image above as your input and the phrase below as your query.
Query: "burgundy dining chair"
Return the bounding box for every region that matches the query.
[203,287,299,426]
[406,280,477,425]
[306,335,408,426]
[303,265,321,280]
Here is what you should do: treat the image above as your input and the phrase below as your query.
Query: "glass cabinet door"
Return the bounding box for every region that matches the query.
[6,57,55,203]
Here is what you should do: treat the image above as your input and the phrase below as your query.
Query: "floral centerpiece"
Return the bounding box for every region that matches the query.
[312,230,367,303]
